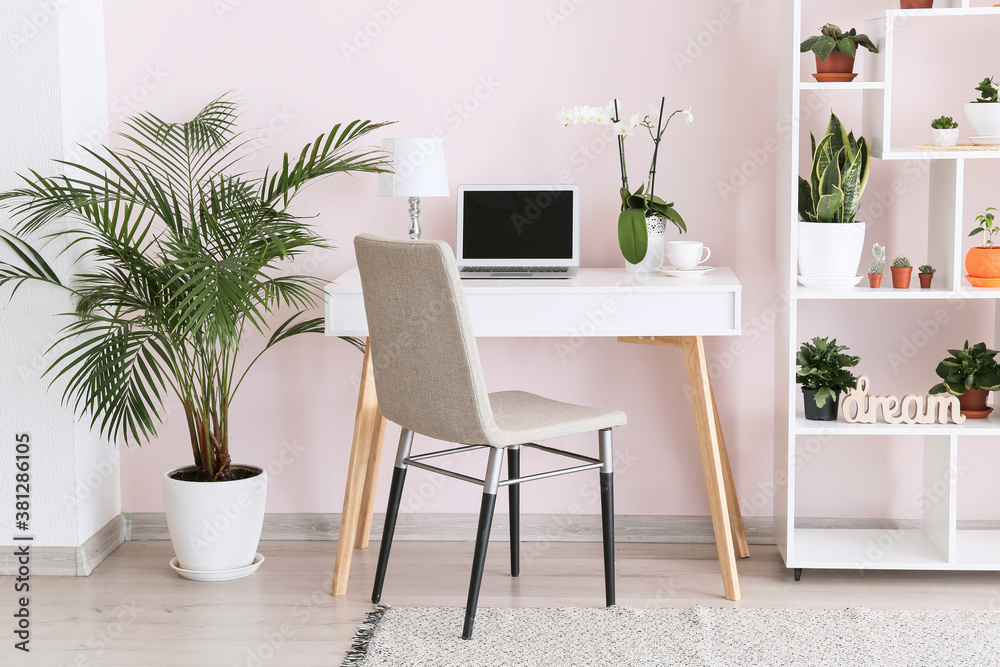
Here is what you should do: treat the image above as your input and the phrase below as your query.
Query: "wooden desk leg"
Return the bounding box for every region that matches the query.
[331,338,383,596]
[681,336,741,601]
[709,382,750,559]
[355,405,387,549]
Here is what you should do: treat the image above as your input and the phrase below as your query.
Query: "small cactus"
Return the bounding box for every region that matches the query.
[892,254,911,269]
[919,264,936,274]
[869,243,885,274]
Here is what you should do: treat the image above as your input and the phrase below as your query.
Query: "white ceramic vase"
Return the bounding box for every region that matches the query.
[965,102,1000,137]
[163,465,267,576]
[932,128,960,147]
[798,220,866,280]
[625,213,667,274]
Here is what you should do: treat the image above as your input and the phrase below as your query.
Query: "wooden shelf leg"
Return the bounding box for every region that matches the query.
[709,380,750,559]
[681,336,741,601]
[331,339,382,596]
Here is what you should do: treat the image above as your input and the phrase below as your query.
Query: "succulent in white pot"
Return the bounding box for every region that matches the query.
[965,77,1000,138]
[931,115,960,147]
[797,112,872,287]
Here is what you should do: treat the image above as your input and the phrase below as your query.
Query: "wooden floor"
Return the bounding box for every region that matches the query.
[10,540,1000,666]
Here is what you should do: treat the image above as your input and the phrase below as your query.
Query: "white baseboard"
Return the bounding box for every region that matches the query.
[125,513,1000,545]
[0,513,125,577]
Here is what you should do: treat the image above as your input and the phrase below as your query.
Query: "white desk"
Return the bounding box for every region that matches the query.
[324,267,748,600]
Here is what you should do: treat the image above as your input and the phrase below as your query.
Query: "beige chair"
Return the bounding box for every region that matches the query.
[354,233,626,640]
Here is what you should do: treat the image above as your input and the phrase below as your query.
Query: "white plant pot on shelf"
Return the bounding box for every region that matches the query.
[933,127,960,147]
[965,102,1000,137]
[625,213,667,274]
[163,465,267,577]
[797,220,866,286]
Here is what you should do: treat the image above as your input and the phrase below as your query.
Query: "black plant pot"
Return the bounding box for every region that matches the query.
[802,388,840,421]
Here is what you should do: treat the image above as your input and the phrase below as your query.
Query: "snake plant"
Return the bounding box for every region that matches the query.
[0,96,392,481]
[798,112,872,224]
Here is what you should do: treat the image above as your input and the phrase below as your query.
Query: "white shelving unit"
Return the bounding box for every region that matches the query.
[775,0,1000,576]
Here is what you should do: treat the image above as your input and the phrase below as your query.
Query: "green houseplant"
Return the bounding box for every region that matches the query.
[929,341,1000,418]
[966,76,1000,138]
[796,336,860,421]
[931,116,959,147]
[966,207,1000,284]
[797,112,872,287]
[800,24,878,82]
[0,96,392,574]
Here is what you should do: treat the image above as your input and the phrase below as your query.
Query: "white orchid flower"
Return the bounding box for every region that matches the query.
[629,111,645,129]
[573,106,589,125]
[682,107,694,124]
[556,108,574,126]
[585,106,605,124]
[594,107,612,125]
[613,121,633,137]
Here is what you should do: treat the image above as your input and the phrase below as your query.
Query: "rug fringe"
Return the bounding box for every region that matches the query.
[341,605,388,667]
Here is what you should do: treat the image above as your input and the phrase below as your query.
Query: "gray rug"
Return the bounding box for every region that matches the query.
[343,605,1000,666]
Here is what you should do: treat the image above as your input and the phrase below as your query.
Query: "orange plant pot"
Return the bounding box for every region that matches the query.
[900,0,933,7]
[815,52,856,75]
[965,246,1000,279]
[890,267,912,288]
[868,273,883,288]
[919,273,933,289]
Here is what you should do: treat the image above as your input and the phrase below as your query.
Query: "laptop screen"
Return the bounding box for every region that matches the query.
[459,187,577,261]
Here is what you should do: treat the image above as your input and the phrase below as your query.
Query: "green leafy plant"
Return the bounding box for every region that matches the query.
[931,116,958,129]
[557,99,690,263]
[970,207,1000,247]
[929,341,1000,396]
[973,77,999,103]
[798,113,872,224]
[0,96,392,481]
[918,264,936,275]
[796,337,860,408]
[800,24,878,61]
[869,243,885,275]
[892,255,911,269]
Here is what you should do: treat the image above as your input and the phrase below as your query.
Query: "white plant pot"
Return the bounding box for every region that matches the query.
[933,127,960,147]
[163,465,267,575]
[965,102,1000,137]
[798,220,866,279]
[625,214,667,274]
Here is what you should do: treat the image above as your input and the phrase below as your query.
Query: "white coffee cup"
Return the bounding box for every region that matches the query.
[666,241,711,271]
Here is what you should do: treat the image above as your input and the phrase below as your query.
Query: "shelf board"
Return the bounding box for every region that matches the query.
[795,285,956,300]
[955,530,1000,567]
[798,81,885,91]
[794,413,1000,436]
[868,7,1000,20]
[875,147,1000,161]
[789,528,946,569]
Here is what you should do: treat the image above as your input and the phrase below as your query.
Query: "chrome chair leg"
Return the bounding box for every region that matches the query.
[599,429,615,607]
[372,429,414,604]
[508,445,520,578]
[462,448,504,640]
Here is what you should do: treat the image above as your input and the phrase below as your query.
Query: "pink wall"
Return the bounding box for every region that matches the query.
[104,1,1000,522]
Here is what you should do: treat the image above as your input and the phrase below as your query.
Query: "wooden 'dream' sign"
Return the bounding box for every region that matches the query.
[841,375,966,425]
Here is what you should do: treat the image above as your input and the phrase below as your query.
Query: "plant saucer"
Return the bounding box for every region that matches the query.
[966,275,1000,288]
[797,275,864,289]
[969,136,1000,146]
[657,265,714,277]
[961,407,993,420]
[811,72,858,83]
[169,553,264,581]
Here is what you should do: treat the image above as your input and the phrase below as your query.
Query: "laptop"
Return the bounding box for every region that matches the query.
[456,184,580,279]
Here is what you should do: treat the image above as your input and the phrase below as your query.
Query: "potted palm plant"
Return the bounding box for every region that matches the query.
[929,341,1000,418]
[800,24,878,82]
[798,112,872,289]
[796,336,860,421]
[0,96,391,578]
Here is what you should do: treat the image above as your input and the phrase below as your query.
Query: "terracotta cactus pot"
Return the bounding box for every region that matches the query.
[868,273,883,288]
[891,267,912,288]
[919,273,933,288]
[900,0,933,8]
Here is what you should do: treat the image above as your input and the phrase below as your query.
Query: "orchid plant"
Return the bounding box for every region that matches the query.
[557,98,692,263]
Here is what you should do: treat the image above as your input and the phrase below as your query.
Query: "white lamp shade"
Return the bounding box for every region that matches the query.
[377,137,449,198]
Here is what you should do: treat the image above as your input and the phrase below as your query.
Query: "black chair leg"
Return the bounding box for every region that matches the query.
[600,470,615,607]
[371,465,407,604]
[508,446,520,577]
[463,489,499,640]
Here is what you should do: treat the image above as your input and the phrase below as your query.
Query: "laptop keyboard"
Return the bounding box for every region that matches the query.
[461,266,568,273]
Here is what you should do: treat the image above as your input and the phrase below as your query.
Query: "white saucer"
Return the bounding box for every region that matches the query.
[169,553,264,581]
[657,265,714,277]
[969,136,1000,146]
[797,275,864,289]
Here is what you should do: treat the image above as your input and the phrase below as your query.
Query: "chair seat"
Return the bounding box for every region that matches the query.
[487,390,627,448]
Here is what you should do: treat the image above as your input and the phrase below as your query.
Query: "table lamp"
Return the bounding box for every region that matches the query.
[377,137,449,239]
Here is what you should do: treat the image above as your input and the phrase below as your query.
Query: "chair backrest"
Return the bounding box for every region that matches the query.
[354,234,499,446]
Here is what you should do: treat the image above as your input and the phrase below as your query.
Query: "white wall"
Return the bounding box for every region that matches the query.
[0,0,119,548]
